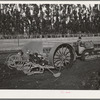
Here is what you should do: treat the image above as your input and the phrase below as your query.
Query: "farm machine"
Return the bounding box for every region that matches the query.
[6,37,100,77]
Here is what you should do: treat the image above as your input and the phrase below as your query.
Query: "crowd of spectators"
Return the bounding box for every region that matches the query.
[0,4,100,38]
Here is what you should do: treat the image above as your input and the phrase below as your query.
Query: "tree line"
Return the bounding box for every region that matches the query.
[0,4,100,36]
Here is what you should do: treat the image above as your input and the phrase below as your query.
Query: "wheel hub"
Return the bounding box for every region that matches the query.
[61,55,66,61]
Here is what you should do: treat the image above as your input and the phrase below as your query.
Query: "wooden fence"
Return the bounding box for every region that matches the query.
[0,36,100,51]
[0,33,100,39]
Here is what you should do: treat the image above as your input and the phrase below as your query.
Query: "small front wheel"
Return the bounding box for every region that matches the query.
[81,49,93,61]
[6,54,22,69]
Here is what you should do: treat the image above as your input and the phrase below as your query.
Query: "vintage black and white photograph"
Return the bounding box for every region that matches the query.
[0,1,100,90]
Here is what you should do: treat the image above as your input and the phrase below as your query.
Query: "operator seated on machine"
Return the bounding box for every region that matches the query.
[76,36,85,55]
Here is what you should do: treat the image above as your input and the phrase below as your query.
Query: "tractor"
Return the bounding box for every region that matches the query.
[6,37,100,77]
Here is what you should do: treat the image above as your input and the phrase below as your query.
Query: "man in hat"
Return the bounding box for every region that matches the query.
[77,36,85,54]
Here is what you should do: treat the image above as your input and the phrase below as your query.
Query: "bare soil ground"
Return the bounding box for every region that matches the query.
[0,51,100,90]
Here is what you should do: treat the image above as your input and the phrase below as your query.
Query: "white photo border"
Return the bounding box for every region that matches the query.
[0,0,100,99]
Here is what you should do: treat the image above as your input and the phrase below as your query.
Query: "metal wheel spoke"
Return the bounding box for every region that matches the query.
[56,49,61,55]
[8,59,13,63]
[12,56,16,60]
[58,48,62,55]
[54,58,61,63]
[64,58,70,62]
[63,47,68,55]
[54,54,61,58]
[61,46,64,54]
[61,47,66,55]
[65,50,70,55]
[65,55,71,58]
[54,57,60,60]
[65,57,71,60]
[56,51,60,56]
[9,57,14,61]
[8,60,15,66]
[65,52,70,57]
[57,62,63,67]
[8,61,15,64]
[54,53,61,57]
[55,60,63,67]
[54,59,61,64]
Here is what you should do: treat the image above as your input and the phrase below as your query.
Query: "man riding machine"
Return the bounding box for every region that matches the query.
[75,37,94,60]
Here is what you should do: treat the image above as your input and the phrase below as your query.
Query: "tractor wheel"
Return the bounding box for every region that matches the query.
[49,43,74,71]
[6,54,21,69]
[81,49,93,61]
[23,62,33,74]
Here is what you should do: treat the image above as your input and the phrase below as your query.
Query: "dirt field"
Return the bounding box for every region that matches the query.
[0,51,100,90]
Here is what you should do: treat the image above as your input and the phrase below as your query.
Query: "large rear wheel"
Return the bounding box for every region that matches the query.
[53,44,74,71]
